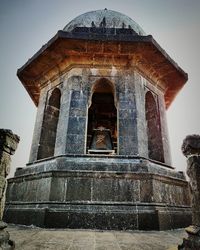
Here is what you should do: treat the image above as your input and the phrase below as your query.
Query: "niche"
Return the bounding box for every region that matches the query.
[37,88,61,160]
[145,91,164,163]
[87,79,117,154]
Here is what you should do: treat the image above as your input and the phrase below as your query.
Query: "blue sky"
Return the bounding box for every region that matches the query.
[0,0,200,176]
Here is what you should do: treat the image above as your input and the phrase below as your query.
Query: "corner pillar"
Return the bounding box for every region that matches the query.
[118,74,138,155]
[65,76,88,154]
[28,88,47,163]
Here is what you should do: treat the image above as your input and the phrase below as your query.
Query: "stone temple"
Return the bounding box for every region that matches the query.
[4,9,191,230]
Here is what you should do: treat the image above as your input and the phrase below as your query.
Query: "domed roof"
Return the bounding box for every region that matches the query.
[63,9,145,35]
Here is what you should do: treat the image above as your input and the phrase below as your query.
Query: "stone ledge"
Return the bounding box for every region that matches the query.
[4,204,191,230]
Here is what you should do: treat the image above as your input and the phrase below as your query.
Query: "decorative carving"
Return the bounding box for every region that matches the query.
[100,17,106,28]
[0,129,20,249]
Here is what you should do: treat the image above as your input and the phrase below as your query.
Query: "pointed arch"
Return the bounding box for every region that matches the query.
[87,78,117,153]
[37,88,61,160]
[145,91,164,163]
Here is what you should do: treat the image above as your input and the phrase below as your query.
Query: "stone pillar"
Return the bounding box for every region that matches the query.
[29,87,47,163]
[0,129,20,249]
[134,72,148,158]
[179,134,200,250]
[158,94,172,166]
[54,83,71,156]
[63,75,87,154]
[118,73,138,155]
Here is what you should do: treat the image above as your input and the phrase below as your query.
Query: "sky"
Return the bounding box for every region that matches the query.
[0,0,200,177]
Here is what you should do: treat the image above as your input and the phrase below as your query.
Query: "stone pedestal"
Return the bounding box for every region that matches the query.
[179,135,200,250]
[0,129,19,249]
[4,155,191,230]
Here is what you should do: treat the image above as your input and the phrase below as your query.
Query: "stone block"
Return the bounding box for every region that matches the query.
[92,178,140,202]
[157,208,192,230]
[4,208,46,227]
[36,178,51,201]
[50,177,66,202]
[66,178,92,201]
[138,209,159,230]
[66,134,85,154]
[44,209,138,230]
[119,120,137,137]
[140,179,153,202]
[67,117,86,135]
[118,136,138,155]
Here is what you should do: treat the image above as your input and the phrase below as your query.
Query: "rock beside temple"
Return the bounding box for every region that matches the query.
[0,129,20,249]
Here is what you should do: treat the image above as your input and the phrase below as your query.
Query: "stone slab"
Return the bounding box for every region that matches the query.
[7,225,187,250]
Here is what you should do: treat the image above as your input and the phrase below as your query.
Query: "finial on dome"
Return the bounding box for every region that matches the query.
[63,9,146,35]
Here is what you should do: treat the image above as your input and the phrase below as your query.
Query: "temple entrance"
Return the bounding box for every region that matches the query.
[87,79,117,154]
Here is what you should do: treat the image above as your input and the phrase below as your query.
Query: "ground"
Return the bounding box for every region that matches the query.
[7,225,186,250]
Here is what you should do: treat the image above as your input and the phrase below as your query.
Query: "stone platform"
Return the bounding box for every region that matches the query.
[7,224,186,250]
[4,155,191,230]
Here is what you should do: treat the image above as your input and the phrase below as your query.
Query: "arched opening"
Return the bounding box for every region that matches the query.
[87,79,117,154]
[37,88,61,160]
[145,91,164,163]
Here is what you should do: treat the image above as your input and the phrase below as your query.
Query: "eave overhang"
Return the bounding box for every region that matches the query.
[17,30,188,108]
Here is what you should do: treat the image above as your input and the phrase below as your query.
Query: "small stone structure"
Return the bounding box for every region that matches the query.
[4,9,191,230]
[0,129,20,249]
[179,135,200,249]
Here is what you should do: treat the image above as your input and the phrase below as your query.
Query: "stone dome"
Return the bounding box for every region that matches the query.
[63,9,145,35]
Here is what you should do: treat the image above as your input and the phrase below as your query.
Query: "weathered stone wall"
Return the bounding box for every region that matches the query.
[5,155,191,230]
[37,88,61,159]
[117,71,138,155]
[65,75,88,154]
[28,66,171,166]
[7,169,189,206]
[29,87,51,163]
[134,71,148,158]
[134,71,172,165]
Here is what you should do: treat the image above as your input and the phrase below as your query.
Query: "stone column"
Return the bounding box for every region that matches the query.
[118,73,138,155]
[29,87,47,163]
[65,76,88,154]
[0,129,20,249]
[179,134,200,250]
[158,94,172,166]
